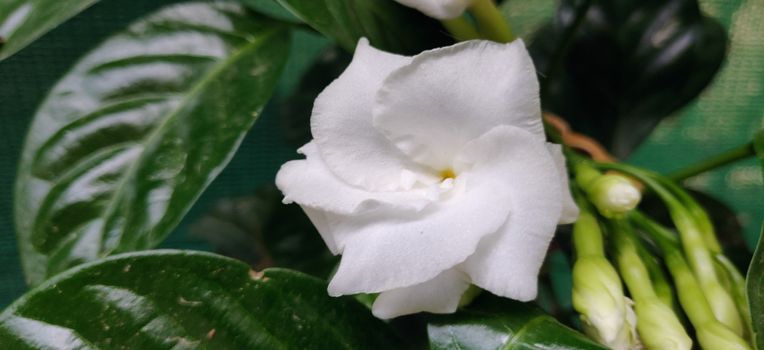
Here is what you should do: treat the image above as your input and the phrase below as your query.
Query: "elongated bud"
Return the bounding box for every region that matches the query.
[634,299,693,350]
[575,164,641,217]
[588,174,641,217]
[696,322,751,350]
[611,219,690,350]
[572,257,636,350]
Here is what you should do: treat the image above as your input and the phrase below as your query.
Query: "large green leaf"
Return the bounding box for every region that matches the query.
[275,0,451,54]
[14,1,291,286]
[0,250,403,349]
[0,0,99,61]
[428,295,607,350]
[529,0,727,157]
[748,223,764,350]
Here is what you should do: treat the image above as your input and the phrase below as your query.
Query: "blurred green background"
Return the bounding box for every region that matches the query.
[0,0,761,308]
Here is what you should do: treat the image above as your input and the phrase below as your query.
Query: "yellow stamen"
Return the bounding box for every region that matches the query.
[440,168,456,180]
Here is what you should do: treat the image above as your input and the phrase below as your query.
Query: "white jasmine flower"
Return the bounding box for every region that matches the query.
[276,38,578,319]
[393,0,474,20]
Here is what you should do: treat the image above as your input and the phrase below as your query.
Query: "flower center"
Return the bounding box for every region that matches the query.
[439,168,456,181]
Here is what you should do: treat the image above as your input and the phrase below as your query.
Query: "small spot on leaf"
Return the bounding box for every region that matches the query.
[249,269,269,282]
[177,296,202,307]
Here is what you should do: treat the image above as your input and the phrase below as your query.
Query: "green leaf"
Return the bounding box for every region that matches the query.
[275,0,451,54]
[530,0,727,157]
[747,223,764,350]
[0,0,99,61]
[0,250,404,349]
[14,2,291,286]
[754,130,764,183]
[191,184,339,278]
[428,295,607,350]
[238,0,301,23]
[279,45,351,147]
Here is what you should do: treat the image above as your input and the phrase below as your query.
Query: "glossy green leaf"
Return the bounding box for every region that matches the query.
[428,295,607,350]
[530,0,727,157]
[14,2,291,286]
[0,250,403,349]
[191,184,338,278]
[0,0,99,61]
[747,223,764,350]
[275,0,451,54]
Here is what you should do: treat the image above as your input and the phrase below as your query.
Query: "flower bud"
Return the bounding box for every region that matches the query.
[696,322,751,350]
[634,299,693,350]
[588,174,641,217]
[572,257,637,350]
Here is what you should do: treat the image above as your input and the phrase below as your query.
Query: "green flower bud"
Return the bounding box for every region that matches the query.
[696,322,751,350]
[573,257,637,350]
[634,299,693,350]
[588,174,641,217]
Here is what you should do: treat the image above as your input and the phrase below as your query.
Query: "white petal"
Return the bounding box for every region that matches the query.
[457,126,563,301]
[372,269,470,319]
[276,142,433,215]
[393,0,473,19]
[374,40,544,170]
[301,207,340,254]
[546,143,579,224]
[311,38,436,191]
[327,150,517,295]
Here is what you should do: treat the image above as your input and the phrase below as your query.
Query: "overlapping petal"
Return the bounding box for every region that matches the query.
[456,126,563,301]
[327,167,513,295]
[372,269,470,319]
[311,39,436,191]
[374,40,543,170]
[392,0,473,19]
[276,142,433,215]
[547,143,580,224]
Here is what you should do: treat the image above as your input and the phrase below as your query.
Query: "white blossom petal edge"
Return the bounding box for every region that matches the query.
[393,0,474,19]
[276,38,579,319]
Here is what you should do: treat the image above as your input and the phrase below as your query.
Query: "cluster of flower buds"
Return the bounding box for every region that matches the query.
[567,159,753,350]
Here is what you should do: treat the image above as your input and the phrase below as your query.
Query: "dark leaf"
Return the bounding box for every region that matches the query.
[0,250,403,349]
[747,223,764,350]
[279,45,352,146]
[275,0,452,54]
[237,0,301,23]
[191,184,338,277]
[428,294,607,349]
[530,0,727,157]
[14,2,291,286]
[0,0,99,60]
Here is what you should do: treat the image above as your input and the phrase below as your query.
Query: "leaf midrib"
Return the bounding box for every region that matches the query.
[95,25,283,255]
